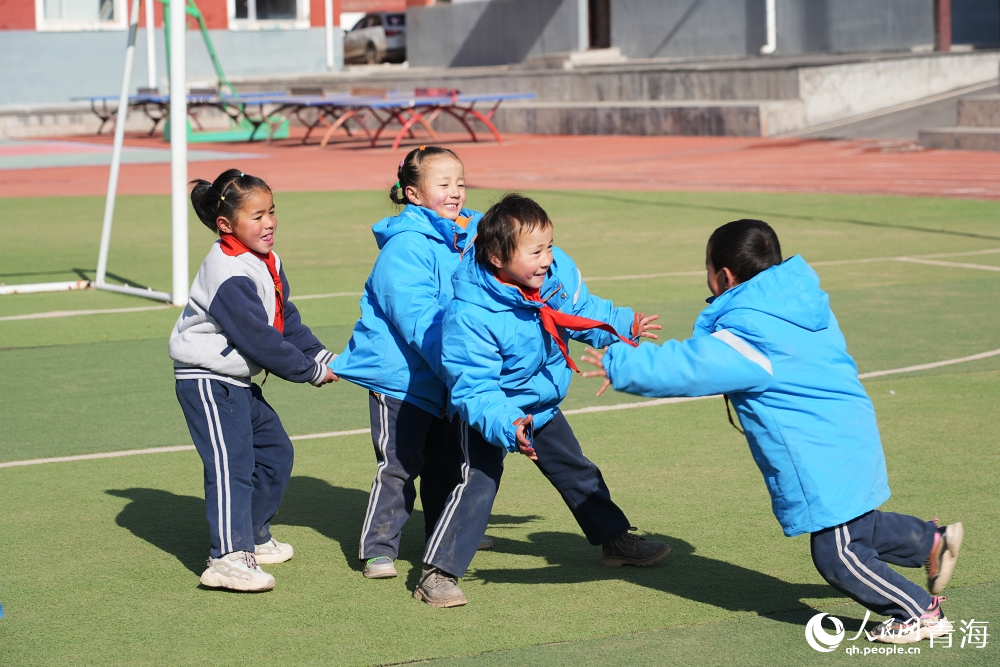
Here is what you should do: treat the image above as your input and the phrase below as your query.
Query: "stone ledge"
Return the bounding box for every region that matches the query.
[919,127,1000,151]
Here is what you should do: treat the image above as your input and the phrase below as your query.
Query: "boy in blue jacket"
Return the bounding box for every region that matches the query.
[332,147,490,598]
[435,194,671,607]
[582,219,963,644]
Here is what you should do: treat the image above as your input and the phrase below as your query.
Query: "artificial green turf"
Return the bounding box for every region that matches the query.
[1,190,998,666]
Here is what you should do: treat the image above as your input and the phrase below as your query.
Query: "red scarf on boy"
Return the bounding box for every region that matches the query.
[219,234,284,333]
[520,287,637,372]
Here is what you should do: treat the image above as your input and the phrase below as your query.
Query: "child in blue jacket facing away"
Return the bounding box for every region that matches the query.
[582,219,963,644]
[435,194,671,607]
[170,169,337,592]
[331,147,489,593]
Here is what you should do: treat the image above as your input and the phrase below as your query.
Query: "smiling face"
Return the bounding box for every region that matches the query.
[217,189,277,254]
[404,155,466,220]
[492,222,554,291]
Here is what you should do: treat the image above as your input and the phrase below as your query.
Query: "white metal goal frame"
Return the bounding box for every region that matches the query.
[2,0,188,307]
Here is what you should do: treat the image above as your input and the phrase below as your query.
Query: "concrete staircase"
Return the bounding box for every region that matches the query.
[235,50,1000,138]
[4,50,999,140]
[919,94,1000,150]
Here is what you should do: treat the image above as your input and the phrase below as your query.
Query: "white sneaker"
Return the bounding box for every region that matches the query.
[255,538,294,564]
[200,551,275,592]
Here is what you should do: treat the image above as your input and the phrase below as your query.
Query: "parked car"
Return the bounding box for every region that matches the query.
[344,13,406,64]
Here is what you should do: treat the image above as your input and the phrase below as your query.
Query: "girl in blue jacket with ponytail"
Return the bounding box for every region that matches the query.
[331,147,487,591]
[582,219,963,645]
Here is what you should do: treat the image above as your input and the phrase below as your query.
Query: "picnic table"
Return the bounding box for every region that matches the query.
[239,90,535,150]
[86,89,534,150]
[86,90,284,136]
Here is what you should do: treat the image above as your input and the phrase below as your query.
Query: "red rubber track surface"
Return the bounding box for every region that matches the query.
[2,132,998,199]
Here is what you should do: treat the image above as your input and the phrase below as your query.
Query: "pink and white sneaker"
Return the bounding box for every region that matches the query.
[868,596,953,644]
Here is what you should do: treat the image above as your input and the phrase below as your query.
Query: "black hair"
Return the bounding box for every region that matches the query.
[475,193,552,269]
[707,219,782,283]
[189,168,272,234]
[388,146,461,205]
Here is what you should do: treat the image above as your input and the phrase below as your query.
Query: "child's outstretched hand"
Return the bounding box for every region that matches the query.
[320,368,339,385]
[581,347,611,397]
[515,414,537,461]
[633,312,662,340]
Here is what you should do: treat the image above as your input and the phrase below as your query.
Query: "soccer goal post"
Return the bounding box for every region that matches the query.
[94,0,188,306]
[2,0,188,306]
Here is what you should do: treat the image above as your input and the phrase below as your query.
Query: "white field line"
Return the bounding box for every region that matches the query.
[892,258,1000,272]
[291,291,363,301]
[563,395,715,414]
[5,249,997,322]
[587,270,703,282]
[0,292,362,322]
[3,348,998,471]
[0,305,172,322]
[858,348,1000,379]
[585,248,1000,282]
[0,428,373,469]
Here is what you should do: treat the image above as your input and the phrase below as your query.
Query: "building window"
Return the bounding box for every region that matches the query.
[228,0,310,30]
[35,0,128,31]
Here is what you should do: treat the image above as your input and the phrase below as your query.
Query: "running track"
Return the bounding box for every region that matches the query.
[2,132,999,199]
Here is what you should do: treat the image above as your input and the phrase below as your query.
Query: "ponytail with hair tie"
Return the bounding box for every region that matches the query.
[189,168,271,234]
[388,145,461,207]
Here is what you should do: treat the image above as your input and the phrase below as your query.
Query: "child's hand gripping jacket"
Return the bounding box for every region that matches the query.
[442,248,637,453]
[332,204,482,416]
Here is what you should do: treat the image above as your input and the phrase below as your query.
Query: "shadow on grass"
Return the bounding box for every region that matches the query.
[107,477,543,580]
[106,488,207,574]
[468,531,841,624]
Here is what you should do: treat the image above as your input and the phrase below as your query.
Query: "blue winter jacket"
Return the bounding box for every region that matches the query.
[332,204,481,416]
[442,247,637,452]
[603,255,891,536]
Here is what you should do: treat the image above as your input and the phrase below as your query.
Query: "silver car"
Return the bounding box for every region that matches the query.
[344,12,406,65]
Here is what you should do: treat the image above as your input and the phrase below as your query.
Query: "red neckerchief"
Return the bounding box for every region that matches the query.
[519,286,637,373]
[219,234,284,333]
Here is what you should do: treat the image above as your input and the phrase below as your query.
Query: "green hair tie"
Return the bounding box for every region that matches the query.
[395,182,401,189]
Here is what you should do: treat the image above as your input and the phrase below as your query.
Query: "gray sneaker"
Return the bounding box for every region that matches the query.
[413,567,468,608]
[363,556,398,579]
[601,528,671,567]
[478,536,494,550]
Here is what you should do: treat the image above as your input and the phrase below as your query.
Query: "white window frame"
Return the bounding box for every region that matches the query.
[35,0,129,32]
[227,0,310,31]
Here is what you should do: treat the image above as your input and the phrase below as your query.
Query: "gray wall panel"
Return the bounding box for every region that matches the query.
[610,0,762,59]
[407,0,579,67]
[0,28,339,106]
[774,0,933,55]
[952,0,1000,47]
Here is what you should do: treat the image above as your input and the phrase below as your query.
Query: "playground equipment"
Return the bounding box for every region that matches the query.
[160,0,288,143]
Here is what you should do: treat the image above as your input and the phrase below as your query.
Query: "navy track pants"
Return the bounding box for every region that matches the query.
[176,379,294,558]
[425,410,632,578]
[811,510,937,621]
[359,392,464,560]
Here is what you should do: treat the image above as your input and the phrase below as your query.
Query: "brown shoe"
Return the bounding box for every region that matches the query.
[413,567,468,608]
[601,528,671,567]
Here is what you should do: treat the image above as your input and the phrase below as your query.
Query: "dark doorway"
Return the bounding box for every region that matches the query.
[589,0,611,48]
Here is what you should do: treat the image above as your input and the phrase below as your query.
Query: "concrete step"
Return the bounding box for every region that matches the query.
[957,94,1000,127]
[918,126,1000,151]
[457,100,804,137]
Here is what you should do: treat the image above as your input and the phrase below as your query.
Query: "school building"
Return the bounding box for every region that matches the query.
[0,0,413,105]
[1,0,998,107]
